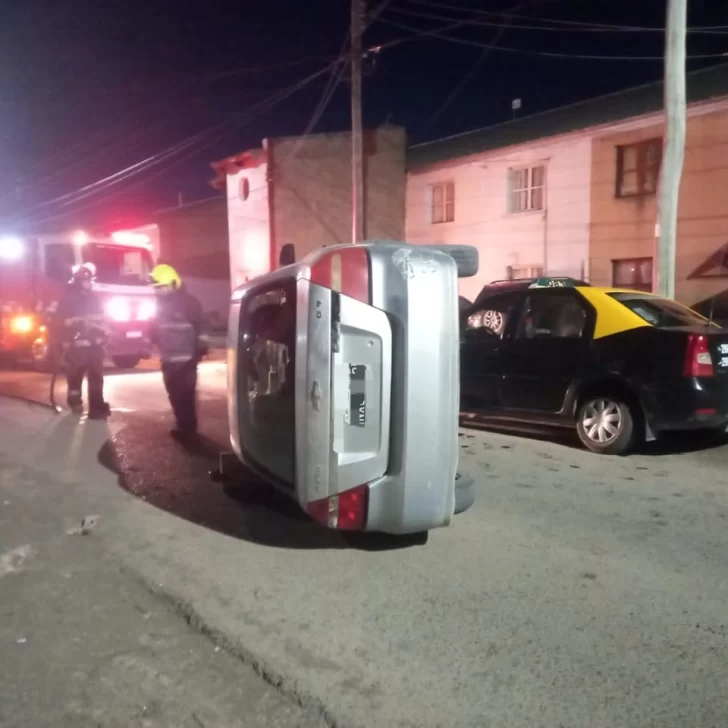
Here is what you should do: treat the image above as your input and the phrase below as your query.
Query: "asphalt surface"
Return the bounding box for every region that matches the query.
[1,364,728,727]
[0,450,326,728]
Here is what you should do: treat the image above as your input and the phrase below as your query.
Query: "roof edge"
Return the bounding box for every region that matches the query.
[410,62,728,154]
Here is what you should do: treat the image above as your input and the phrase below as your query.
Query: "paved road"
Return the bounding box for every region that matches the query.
[0,448,326,728]
[1,365,728,727]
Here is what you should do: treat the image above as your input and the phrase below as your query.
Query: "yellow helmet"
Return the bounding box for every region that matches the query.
[150,264,181,290]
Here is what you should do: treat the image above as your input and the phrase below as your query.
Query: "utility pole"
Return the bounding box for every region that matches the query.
[350,0,365,243]
[655,0,687,298]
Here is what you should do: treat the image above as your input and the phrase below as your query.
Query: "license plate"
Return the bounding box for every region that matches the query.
[126,331,143,339]
[348,364,366,427]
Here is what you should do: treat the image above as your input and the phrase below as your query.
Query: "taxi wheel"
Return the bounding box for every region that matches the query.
[576,396,636,455]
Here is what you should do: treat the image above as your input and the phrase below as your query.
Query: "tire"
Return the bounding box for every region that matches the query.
[576,394,636,455]
[699,425,728,445]
[427,245,479,278]
[112,355,141,370]
[454,471,475,514]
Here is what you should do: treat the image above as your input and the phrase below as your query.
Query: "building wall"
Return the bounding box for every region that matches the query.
[271,125,406,264]
[589,103,728,307]
[405,136,592,302]
[155,197,229,280]
[152,196,230,325]
[225,155,271,290]
[128,198,230,324]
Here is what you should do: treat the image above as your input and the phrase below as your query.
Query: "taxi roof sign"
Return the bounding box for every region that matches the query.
[528,277,579,289]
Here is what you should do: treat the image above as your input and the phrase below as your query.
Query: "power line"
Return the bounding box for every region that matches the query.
[15,131,215,219]
[15,63,339,228]
[405,0,728,34]
[377,15,728,60]
[20,55,334,182]
[367,0,396,27]
[422,0,559,133]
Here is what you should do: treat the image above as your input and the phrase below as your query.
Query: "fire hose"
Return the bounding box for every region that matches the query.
[49,344,65,413]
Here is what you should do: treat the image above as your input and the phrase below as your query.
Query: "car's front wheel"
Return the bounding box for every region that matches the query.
[576,395,636,455]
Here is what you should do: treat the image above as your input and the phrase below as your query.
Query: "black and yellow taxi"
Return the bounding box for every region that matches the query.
[460,278,728,455]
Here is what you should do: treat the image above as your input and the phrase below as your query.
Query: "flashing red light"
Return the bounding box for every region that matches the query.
[307,484,369,530]
[309,246,370,303]
[111,230,151,247]
[684,335,714,377]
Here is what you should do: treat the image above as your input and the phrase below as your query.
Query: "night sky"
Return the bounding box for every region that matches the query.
[1,0,727,232]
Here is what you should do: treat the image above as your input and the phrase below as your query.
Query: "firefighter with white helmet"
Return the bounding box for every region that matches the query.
[54,262,111,417]
[149,264,208,438]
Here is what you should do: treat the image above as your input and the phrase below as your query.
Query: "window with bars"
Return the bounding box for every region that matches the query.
[616,139,662,198]
[612,257,653,292]
[430,181,455,224]
[508,165,545,213]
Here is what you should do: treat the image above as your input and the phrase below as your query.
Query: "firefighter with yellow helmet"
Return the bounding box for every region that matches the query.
[149,264,208,438]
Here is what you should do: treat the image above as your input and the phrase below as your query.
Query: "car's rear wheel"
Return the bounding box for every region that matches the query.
[576,395,636,455]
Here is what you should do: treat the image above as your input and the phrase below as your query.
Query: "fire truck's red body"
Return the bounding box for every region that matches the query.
[0,230,157,369]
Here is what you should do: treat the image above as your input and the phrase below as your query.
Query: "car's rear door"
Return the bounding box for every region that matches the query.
[499,289,596,415]
[459,291,523,412]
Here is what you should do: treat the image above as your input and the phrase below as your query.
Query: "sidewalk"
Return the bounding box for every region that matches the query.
[0,400,324,728]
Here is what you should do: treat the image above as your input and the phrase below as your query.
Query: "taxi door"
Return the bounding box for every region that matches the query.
[460,291,523,411]
[499,289,596,415]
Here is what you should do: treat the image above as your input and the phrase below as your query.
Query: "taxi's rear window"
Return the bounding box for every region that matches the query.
[609,292,706,328]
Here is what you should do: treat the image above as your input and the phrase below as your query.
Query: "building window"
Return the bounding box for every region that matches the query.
[240,177,250,201]
[507,265,543,281]
[612,257,653,292]
[430,181,455,224]
[616,139,662,197]
[508,165,545,213]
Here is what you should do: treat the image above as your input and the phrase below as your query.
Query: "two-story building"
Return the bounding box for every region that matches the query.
[406,63,728,309]
[210,126,407,290]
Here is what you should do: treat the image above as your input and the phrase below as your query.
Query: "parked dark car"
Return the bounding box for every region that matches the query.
[460,278,728,455]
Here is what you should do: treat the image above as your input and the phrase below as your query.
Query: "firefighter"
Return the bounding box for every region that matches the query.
[149,264,208,437]
[55,262,111,418]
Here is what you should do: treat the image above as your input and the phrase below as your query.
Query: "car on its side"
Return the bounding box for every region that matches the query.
[459,277,728,455]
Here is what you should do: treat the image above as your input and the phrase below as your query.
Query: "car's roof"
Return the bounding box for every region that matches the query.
[473,278,588,301]
[476,282,666,299]
[586,287,658,296]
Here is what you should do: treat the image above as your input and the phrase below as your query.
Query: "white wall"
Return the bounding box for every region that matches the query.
[226,163,270,291]
[406,136,593,301]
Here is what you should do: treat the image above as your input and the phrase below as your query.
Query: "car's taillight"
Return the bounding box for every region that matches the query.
[685,334,714,377]
[309,246,370,303]
[307,484,369,530]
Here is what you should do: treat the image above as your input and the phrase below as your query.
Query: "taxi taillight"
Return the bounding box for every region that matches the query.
[307,484,369,530]
[685,334,714,377]
[309,246,370,303]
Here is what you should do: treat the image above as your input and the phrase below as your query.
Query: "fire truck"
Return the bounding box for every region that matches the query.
[0,229,157,369]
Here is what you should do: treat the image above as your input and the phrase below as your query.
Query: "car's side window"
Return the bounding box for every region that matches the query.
[517,293,587,340]
[465,293,521,338]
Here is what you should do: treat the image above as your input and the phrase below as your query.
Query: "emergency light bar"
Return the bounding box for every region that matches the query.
[111,231,151,247]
